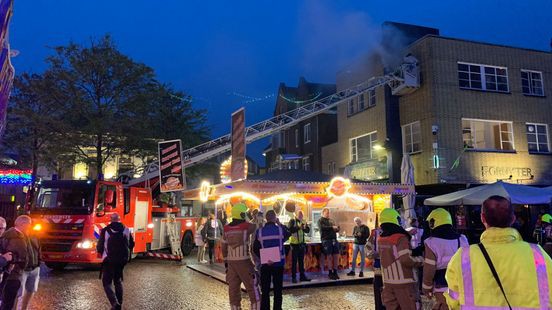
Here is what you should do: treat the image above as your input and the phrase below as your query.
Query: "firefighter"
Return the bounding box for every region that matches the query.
[422,208,468,310]
[445,196,552,309]
[221,203,260,310]
[377,208,424,310]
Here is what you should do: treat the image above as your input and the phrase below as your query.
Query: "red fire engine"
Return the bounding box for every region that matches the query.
[29,179,197,270]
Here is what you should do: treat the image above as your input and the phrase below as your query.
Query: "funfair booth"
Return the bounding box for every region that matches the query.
[184,170,414,275]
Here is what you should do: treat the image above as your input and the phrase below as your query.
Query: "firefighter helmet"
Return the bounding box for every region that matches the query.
[380,208,401,225]
[231,203,248,220]
[542,214,552,224]
[427,208,452,228]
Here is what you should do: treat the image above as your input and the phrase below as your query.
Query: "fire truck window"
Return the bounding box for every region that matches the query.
[98,185,117,209]
[124,189,131,215]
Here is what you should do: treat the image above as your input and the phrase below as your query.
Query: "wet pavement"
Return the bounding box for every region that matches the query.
[29,256,433,309]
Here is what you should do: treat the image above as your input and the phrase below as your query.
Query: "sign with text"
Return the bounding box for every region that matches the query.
[481,166,533,180]
[231,108,246,181]
[158,139,186,192]
[344,157,388,181]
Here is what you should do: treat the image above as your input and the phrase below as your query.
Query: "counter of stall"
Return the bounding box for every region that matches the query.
[213,233,372,274]
[280,236,371,274]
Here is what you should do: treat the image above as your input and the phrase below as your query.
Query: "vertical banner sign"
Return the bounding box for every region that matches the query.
[0,0,14,136]
[231,108,246,181]
[158,139,186,192]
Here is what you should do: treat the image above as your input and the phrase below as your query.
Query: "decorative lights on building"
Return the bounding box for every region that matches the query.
[220,156,248,184]
[0,169,32,185]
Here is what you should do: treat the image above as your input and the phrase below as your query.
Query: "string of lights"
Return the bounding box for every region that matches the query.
[228,92,275,104]
[279,92,322,105]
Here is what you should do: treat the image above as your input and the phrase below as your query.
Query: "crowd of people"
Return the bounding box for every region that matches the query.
[207,196,552,310]
[0,195,551,309]
[369,196,552,309]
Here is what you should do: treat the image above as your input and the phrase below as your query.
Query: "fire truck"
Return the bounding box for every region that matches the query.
[29,179,197,270]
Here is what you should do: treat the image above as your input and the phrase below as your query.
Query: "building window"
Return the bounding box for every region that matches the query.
[368,89,376,107]
[327,162,336,174]
[526,123,549,153]
[402,122,421,154]
[302,156,311,171]
[73,162,89,179]
[350,131,377,163]
[457,62,509,92]
[295,129,299,148]
[294,159,300,169]
[304,123,311,144]
[358,93,365,111]
[521,70,544,96]
[348,99,357,116]
[462,119,514,151]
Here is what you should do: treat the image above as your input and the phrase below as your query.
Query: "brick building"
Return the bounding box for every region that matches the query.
[265,77,336,172]
[322,22,552,189]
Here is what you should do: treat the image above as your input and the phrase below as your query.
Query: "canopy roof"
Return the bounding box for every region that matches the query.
[183,173,414,201]
[424,181,552,206]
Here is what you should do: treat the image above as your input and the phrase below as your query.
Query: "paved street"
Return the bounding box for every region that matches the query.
[29,256,379,310]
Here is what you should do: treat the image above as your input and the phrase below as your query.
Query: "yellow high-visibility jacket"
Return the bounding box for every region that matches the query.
[445,227,552,309]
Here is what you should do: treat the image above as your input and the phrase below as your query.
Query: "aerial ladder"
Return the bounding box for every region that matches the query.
[118,57,420,186]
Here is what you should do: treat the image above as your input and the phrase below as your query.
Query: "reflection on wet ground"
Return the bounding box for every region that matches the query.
[31,256,437,309]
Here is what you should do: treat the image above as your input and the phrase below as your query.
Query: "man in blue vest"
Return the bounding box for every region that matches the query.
[253,210,291,310]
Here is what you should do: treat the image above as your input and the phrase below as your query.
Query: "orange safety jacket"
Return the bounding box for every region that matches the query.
[377,233,423,285]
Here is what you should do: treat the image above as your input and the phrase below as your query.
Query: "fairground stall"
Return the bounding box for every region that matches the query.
[184,170,414,278]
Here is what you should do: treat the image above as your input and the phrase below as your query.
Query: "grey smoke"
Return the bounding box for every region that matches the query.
[296,1,411,80]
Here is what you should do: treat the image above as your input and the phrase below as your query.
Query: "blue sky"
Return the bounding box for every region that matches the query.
[9,0,552,164]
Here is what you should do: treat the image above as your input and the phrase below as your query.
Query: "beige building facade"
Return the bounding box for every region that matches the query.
[323,31,552,187]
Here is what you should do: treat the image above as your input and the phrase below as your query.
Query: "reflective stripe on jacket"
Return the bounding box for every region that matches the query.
[288,218,309,245]
[423,235,468,293]
[445,228,552,309]
[257,223,287,266]
[377,233,423,285]
[222,222,256,261]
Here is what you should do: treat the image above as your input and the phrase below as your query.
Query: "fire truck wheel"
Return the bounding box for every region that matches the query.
[180,231,194,256]
[45,262,68,271]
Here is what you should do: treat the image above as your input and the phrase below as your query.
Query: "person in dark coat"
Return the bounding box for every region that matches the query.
[96,213,134,310]
[0,215,33,310]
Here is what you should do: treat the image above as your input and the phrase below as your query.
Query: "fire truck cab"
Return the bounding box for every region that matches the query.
[29,179,196,270]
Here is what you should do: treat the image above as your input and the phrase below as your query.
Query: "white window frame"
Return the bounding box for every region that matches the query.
[457,62,509,93]
[462,118,515,151]
[402,121,421,154]
[348,98,357,116]
[302,156,311,171]
[358,93,365,111]
[526,122,549,153]
[368,89,376,107]
[295,129,299,148]
[350,131,377,163]
[521,70,544,96]
[304,123,311,144]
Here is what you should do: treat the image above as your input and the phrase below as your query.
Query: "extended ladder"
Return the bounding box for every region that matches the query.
[119,59,419,186]
[165,214,183,259]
